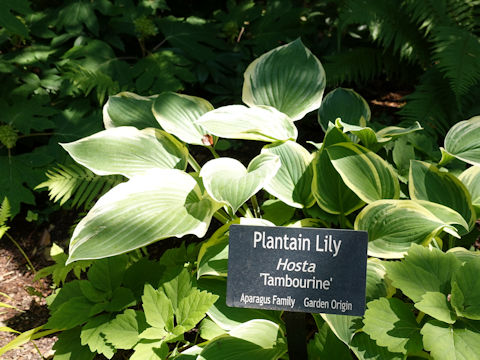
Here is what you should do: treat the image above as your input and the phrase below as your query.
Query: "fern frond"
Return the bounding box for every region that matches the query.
[0,197,11,227]
[447,0,480,32]
[36,163,124,209]
[398,69,458,135]
[432,26,480,99]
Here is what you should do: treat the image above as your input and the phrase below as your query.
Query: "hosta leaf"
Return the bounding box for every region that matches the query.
[327,142,400,203]
[384,244,461,303]
[312,127,364,215]
[262,141,315,208]
[415,292,456,324]
[440,116,480,166]
[451,258,480,320]
[363,298,422,355]
[409,160,475,230]
[459,165,480,214]
[318,88,370,132]
[103,310,148,350]
[365,258,395,303]
[242,38,326,120]
[196,105,297,142]
[67,169,221,263]
[152,92,213,145]
[355,200,469,258]
[62,127,188,178]
[308,322,351,360]
[200,153,280,212]
[421,319,480,360]
[103,92,158,129]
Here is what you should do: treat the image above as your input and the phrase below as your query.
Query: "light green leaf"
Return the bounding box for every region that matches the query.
[349,332,406,360]
[363,298,422,355]
[365,258,395,302]
[161,268,194,313]
[440,116,480,166]
[200,153,280,212]
[103,309,148,350]
[61,127,188,178]
[320,313,362,346]
[409,160,475,230]
[242,38,325,120]
[67,169,220,263]
[142,284,174,332]
[196,105,297,142]
[312,127,364,215]
[355,200,469,258]
[262,199,296,225]
[176,289,219,330]
[45,296,95,330]
[385,244,461,303]
[262,141,315,208]
[103,92,158,129]
[451,258,480,320]
[459,165,480,215]
[415,292,457,324]
[318,88,370,132]
[131,339,168,360]
[197,234,228,278]
[51,328,95,360]
[0,327,58,357]
[80,314,115,359]
[327,142,400,203]
[199,318,227,341]
[421,319,480,360]
[152,92,213,145]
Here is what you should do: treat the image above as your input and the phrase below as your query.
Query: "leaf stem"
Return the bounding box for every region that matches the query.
[213,211,229,224]
[188,154,202,173]
[5,232,36,273]
[242,203,254,218]
[251,195,261,218]
[416,311,425,323]
[208,146,220,159]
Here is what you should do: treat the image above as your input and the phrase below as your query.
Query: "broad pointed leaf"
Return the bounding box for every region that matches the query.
[355,200,469,258]
[318,88,370,132]
[243,38,326,120]
[142,284,174,332]
[80,314,115,358]
[440,116,480,166]
[176,288,219,330]
[103,92,158,129]
[152,92,213,145]
[62,127,188,178]
[200,153,280,212]
[349,332,406,360]
[196,105,297,142]
[416,292,456,324]
[103,309,148,350]
[459,165,480,215]
[327,142,400,203]
[409,160,475,230]
[262,141,315,208]
[67,169,221,263]
[451,258,480,320]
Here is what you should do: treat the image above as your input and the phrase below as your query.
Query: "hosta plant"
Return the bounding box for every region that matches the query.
[11,39,480,359]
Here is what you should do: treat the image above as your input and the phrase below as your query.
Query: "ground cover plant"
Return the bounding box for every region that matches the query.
[2,37,480,359]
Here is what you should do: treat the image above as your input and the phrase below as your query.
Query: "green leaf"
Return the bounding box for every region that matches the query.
[67,169,220,263]
[141,284,174,333]
[363,298,422,355]
[161,268,193,313]
[80,314,115,359]
[103,92,158,129]
[87,255,128,293]
[365,258,395,303]
[51,327,95,360]
[389,244,459,300]
[261,200,295,225]
[0,0,30,37]
[409,160,475,230]
[312,127,364,215]
[355,200,469,258]
[152,92,214,145]
[320,314,362,346]
[196,105,297,142]
[103,309,148,350]
[451,258,480,320]
[176,288,219,330]
[242,38,325,120]
[105,287,136,312]
[308,321,351,360]
[327,142,400,203]
[197,234,228,278]
[318,88,370,132]
[199,318,227,341]
[441,116,480,166]
[131,339,168,360]
[415,292,456,324]
[45,296,96,330]
[200,153,280,212]
[62,127,188,178]
[459,165,480,215]
[349,332,406,360]
[261,141,315,208]
[421,319,480,360]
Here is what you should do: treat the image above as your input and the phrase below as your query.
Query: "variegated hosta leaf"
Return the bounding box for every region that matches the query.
[409,160,476,231]
[200,153,280,213]
[261,141,315,208]
[152,92,214,145]
[61,127,188,178]
[440,116,480,166]
[327,142,400,203]
[67,169,221,263]
[196,105,297,142]
[355,200,469,259]
[459,165,480,215]
[318,88,370,132]
[242,38,326,121]
[103,92,158,129]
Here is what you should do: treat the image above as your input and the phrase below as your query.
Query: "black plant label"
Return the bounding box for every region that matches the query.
[227,225,368,316]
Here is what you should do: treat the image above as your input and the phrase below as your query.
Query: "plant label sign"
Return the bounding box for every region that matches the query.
[226,225,368,316]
